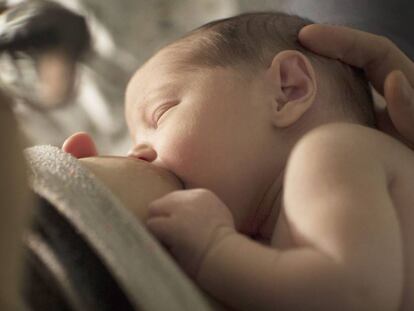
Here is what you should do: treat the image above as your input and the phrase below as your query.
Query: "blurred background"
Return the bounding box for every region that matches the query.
[7,0,413,155]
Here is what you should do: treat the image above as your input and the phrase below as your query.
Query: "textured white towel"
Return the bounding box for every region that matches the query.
[25,145,213,311]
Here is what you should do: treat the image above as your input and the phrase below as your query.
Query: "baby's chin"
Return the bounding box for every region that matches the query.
[78,156,183,220]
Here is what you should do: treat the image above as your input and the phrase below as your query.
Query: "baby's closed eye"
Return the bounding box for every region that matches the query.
[152,101,179,127]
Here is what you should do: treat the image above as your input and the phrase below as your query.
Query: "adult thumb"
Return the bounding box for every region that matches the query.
[385,70,414,147]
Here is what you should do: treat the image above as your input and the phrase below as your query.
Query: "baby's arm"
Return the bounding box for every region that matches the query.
[197,124,403,311]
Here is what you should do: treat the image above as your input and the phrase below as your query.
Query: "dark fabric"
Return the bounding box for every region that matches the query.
[280,0,414,60]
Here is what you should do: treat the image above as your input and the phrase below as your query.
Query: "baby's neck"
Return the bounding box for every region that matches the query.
[242,166,285,241]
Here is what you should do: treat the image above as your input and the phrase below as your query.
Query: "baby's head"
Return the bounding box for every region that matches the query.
[125,12,374,230]
[169,12,374,126]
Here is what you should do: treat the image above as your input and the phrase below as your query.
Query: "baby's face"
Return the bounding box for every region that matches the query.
[124,47,280,229]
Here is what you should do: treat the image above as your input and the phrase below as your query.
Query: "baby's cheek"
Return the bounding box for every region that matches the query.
[157,135,202,185]
[157,118,221,189]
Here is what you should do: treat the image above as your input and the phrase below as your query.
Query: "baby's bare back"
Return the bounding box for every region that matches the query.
[380,130,414,311]
[281,123,414,311]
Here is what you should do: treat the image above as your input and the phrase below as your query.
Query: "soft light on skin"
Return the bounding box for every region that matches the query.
[125,49,282,235]
[79,156,183,221]
[124,44,326,239]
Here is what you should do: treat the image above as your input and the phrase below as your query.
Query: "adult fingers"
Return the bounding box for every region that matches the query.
[384,70,414,147]
[299,24,414,95]
[62,132,98,158]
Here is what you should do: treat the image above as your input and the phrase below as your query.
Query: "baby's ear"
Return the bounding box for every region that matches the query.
[266,50,317,128]
[62,132,98,158]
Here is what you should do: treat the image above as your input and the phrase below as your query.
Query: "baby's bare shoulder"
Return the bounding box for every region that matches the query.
[291,122,413,175]
[285,122,411,198]
[283,123,405,311]
[298,122,387,151]
[286,123,385,187]
[290,123,370,168]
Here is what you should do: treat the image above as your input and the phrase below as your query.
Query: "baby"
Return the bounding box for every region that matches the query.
[67,12,413,311]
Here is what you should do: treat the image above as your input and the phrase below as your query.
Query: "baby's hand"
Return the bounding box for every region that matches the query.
[146,189,236,279]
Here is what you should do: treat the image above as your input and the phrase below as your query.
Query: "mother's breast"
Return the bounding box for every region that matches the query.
[79,156,183,221]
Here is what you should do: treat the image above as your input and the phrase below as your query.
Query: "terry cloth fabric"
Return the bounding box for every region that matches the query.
[24,145,214,311]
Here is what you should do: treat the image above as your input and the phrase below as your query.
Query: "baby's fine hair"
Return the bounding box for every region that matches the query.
[170,11,375,126]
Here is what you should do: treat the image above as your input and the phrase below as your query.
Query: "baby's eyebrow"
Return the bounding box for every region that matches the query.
[130,85,178,129]
[139,84,180,108]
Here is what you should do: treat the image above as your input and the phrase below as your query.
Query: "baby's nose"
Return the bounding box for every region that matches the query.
[127,144,157,162]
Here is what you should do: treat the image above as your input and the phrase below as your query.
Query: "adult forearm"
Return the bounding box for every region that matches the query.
[196,233,360,311]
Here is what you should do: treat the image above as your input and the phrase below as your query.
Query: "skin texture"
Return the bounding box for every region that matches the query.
[121,32,413,310]
[299,24,414,148]
[60,25,414,311]
[124,48,325,238]
[64,134,231,311]
[79,156,183,221]
[196,123,408,311]
[124,40,387,311]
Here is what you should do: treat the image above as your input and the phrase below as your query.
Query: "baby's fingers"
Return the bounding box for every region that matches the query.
[385,70,414,147]
[147,201,172,217]
[146,217,174,248]
[147,190,188,217]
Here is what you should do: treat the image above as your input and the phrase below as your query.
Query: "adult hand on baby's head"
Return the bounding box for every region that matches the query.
[62,132,98,158]
[299,24,414,148]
